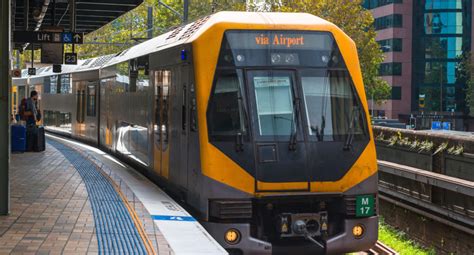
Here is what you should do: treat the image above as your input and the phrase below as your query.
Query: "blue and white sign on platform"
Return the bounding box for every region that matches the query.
[152,215,196,222]
[431,121,441,130]
[61,32,84,44]
[62,32,73,43]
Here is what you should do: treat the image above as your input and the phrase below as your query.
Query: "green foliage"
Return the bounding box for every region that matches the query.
[74,0,245,59]
[447,145,464,155]
[375,131,465,155]
[456,52,474,116]
[433,142,448,155]
[378,217,436,255]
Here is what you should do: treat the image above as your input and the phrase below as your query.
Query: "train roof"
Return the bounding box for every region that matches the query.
[13,12,344,83]
[102,11,341,68]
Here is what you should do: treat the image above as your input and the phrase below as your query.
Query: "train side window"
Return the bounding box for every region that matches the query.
[86,83,96,117]
[44,77,51,94]
[76,88,85,123]
[60,74,72,94]
[207,70,247,140]
[116,62,130,93]
[154,70,171,142]
[137,69,149,92]
[50,75,58,94]
[162,70,171,144]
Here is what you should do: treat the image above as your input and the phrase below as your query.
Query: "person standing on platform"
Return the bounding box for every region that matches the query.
[22,90,40,126]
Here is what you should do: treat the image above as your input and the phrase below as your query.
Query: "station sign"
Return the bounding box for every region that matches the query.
[65,53,78,65]
[11,69,21,77]
[53,65,62,73]
[28,68,36,76]
[41,43,63,64]
[13,31,84,44]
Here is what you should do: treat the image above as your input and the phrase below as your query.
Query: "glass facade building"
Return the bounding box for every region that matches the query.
[365,0,474,130]
[412,0,471,114]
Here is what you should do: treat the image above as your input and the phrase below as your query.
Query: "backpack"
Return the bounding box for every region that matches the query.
[18,98,28,121]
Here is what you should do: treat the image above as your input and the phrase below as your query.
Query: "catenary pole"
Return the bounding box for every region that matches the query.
[0,0,11,215]
[183,0,189,23]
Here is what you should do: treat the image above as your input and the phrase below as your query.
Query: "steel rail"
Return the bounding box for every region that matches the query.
[367,241,399,255]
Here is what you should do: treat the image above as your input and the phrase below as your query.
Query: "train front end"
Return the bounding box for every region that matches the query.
[192,12,378,255]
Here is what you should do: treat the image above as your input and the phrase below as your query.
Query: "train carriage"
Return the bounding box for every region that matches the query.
[15,12,379,254]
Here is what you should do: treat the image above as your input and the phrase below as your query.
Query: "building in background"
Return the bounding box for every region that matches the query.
[364,0,474,130]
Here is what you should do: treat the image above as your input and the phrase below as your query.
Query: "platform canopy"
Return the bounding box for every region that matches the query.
[12,0,143,49]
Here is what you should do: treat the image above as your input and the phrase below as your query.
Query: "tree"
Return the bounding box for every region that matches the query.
[264,0,391,103]
[456,52,474,116]
[63,0,245,59]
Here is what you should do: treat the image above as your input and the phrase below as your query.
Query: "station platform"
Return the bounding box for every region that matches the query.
[0,135,226,255]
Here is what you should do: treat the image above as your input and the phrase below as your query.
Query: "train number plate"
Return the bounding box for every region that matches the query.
[356,195,374,217]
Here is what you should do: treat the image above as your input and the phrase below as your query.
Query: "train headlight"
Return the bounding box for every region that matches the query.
[352,224,364,238]
[321,55,330,63]
[271,54,281,64]
[236,54,245,62]
[224,229,241,245]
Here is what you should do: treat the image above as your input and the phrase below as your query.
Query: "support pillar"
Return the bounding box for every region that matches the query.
[0,0,11,215]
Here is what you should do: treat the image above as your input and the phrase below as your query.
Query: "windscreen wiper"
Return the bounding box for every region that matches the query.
[235,90,249,152]
[343,107,359,151]
[314,116,325,141]
[288,98,300,151]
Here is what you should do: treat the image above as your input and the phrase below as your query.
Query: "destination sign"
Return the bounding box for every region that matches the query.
[13,31,84,44]
[225,31,333,50]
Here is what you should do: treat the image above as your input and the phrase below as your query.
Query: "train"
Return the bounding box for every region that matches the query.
[12,12,378,254]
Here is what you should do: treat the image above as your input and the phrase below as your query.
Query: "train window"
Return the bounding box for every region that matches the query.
[154,70,171,142]
[137,69,149,92]
[76,89,85,123]
[60,74,72,94]
[50,75,58,94]
[300,69,368,141]
[207,70,247,139]
[116,62,130,93]
[250,72,295,136]
[86,84,96,117]
[44,77,51,94]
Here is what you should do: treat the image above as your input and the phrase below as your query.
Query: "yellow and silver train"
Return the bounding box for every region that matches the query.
[13,12,378,254]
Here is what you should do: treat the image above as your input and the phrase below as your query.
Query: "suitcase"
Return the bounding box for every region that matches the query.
[11,125,26,152]
[26,125,46,152]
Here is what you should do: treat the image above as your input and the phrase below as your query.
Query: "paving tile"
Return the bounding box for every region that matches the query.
[0,139,171,255]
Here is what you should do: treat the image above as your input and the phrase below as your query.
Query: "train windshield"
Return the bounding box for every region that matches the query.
[209,30,368,142]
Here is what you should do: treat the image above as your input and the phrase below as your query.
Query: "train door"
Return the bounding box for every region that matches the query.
[177,65,189,189]
[99,78,114,150]
[246,70,310,192]
[153,69,171,178]
[85,81,98,144]
[75,82,86,137]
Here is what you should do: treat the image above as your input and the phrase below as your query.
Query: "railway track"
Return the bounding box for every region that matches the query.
[356,241,398,255]
[367,241,398,255]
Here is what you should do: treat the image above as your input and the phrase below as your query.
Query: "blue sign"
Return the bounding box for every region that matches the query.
[151,215,196,222]
[442,122,451,130]
[431,121,441,130]
[62,32,73,43]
